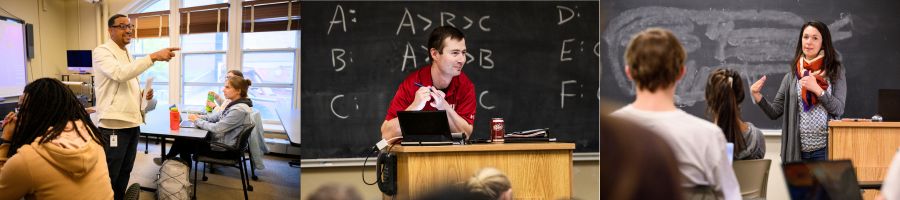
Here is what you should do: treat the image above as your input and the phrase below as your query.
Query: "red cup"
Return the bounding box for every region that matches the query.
[169,111,180,130]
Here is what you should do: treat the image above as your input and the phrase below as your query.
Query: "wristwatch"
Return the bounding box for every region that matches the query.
[820,90,826,97]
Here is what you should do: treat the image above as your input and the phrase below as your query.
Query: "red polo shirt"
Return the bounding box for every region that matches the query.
[384,65,476,124]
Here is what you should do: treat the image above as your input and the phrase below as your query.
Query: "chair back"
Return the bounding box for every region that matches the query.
[235,124,255,152]
[733,159,772,198]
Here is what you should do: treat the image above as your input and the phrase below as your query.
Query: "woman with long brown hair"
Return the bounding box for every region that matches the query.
[706,68,766,160]
[751,21,846,162]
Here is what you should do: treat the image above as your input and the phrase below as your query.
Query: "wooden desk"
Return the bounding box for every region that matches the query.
[829,121,900,199]
[388,143,574,199]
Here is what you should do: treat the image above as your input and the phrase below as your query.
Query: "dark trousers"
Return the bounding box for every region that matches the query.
[801,146,829,161]
[166,138,206,167]
[100,127,140,200]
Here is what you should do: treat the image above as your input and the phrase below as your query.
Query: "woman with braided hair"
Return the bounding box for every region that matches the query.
[0,78,113,199]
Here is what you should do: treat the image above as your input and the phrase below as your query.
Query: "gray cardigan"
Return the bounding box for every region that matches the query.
[755,68,846,162]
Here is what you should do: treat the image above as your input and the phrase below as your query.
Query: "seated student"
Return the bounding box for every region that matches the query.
[601,113,683,200]
[157,76,254,167]
[207,70,244,113]
[705,68,766,160]
[0,78,113,199]
[879,149,900,200]
[609,28,741,199]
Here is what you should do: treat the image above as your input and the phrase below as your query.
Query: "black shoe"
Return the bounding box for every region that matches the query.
[153,157,164,166]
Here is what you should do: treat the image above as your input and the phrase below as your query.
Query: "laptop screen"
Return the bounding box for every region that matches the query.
[782,160,863,200]
[879,89,900,121]
[396,111,452,144]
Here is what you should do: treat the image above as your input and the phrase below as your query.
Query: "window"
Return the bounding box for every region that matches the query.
[130,0,171,106]
[179,0,231,109]
[181,32,228,107]
[140,0,169,13]
[183,0,228,8]
[242,30,297,121]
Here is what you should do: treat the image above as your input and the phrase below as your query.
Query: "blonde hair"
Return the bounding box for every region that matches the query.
[305,183,362,200]
[624,28,686,92]
[465,168,511,200]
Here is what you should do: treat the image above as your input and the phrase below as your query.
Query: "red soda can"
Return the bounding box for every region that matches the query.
[491,118,505,143]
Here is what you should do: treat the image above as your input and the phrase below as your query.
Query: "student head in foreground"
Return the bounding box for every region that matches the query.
[305,183,363,200]
[600,113,683,200]
[705,68,766,160]
[0,78,113,199]
[381,25,476,141]
[609,27,742,199]
[466,167,512,200]
[416,167,512,200]
[750,21,846,162]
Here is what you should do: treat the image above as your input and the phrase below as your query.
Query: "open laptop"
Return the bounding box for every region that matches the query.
[397,110,453,146]
[782,160,863,200]
[178,113,196,128]
[879,89,900,121]
[179,120,196,128]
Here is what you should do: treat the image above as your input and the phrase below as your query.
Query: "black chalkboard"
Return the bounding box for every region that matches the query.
[601,0,900,129]
[301,2,599,159]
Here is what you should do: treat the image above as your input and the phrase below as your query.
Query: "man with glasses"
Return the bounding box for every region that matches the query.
[93,14,179,200]
[380,26,476,141]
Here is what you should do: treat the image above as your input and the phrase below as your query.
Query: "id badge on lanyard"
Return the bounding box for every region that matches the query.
[110,134,118,147]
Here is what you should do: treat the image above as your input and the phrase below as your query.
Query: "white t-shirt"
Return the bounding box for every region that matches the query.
[882,149,900,200]
[611,104,742,200]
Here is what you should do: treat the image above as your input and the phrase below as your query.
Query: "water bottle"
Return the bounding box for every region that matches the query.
[205,92,215,113]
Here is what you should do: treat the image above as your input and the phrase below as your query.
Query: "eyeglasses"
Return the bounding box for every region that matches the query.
[111,24,135,30]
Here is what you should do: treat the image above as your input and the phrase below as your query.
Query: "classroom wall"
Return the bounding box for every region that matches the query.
[0,0,104,83]
[0,0,64,81]
[300,161,599,200]
[65,0,100,50]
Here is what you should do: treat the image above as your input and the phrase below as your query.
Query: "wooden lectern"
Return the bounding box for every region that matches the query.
[829,121,900,200]
[386,143,575,199]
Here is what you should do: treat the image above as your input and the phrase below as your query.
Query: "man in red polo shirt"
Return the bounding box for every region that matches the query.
[381,26,476,140]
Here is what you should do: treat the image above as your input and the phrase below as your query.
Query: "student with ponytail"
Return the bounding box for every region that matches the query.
[706,68,766,160]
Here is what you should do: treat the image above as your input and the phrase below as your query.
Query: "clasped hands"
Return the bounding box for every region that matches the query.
[409,86,450,111]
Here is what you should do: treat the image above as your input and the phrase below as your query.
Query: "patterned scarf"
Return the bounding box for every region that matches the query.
[795,53,829,112]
